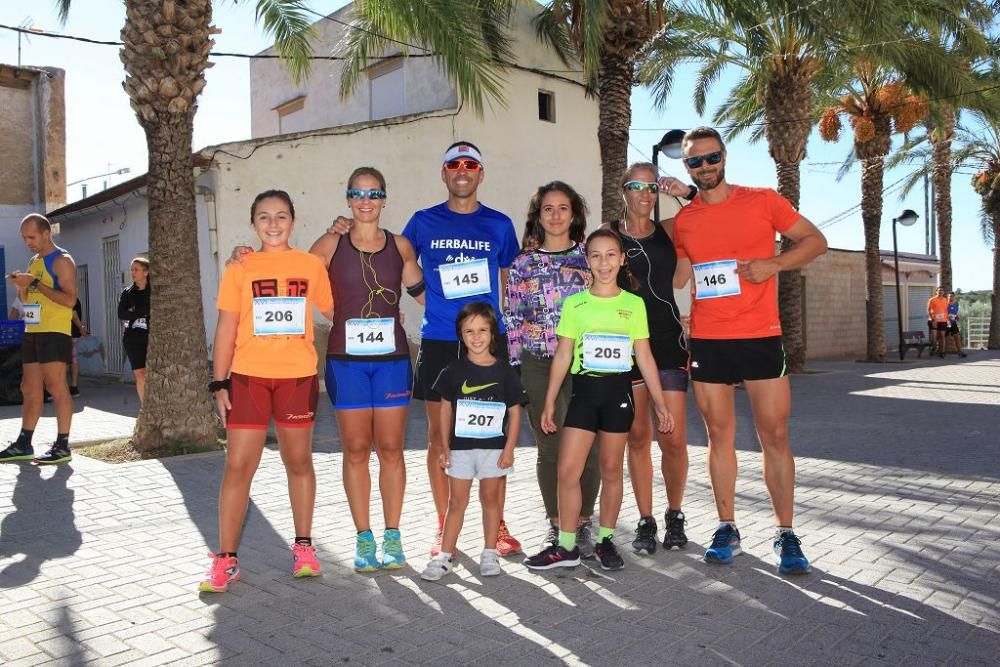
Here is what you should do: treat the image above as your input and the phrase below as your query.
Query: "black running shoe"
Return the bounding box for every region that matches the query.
[33,445,72,465]
[576,520,596,559]
[631,515,658,554]
[663,509,688,549]
[69,386,80,397]
[0,443,34,463]
[594,536,624,571]
[523,544,580,570]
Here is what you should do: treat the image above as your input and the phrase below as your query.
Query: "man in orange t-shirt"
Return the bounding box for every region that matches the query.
[926,287,949,358]
[673,127,827,576]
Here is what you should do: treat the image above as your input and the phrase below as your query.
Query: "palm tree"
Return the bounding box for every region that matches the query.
[56,1,314,452]
[338,0,669,222]
[820,71,931,361]
[961,112,1000,348]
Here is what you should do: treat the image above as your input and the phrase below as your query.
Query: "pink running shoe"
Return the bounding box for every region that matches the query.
[292,542,321,577]
[198,553,239,593]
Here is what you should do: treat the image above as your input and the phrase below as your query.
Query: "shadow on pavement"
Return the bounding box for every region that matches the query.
[683,357,1000,480]
[0,464,82,588]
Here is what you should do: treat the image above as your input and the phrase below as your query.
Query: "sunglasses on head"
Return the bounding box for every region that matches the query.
[346,188,387,201]
[443,159,482,171]
[683,151,724,169]
[623,181,659,194]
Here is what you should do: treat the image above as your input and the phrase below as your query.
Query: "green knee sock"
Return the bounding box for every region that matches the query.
[558,530,577,550]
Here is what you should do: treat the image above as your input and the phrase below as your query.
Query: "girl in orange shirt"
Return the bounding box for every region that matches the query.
[200,190,334,593]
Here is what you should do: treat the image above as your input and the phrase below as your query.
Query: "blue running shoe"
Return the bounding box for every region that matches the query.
[774,530,811,575]
[704,524,741,564]
[354,530,378,573]
[381,529,406,570]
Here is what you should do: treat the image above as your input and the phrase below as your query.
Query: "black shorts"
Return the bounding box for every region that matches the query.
[948,323,960,336]
[123,332,149,370]
[932,322,949,332]
[689,336,786,385]
[564,373,635,434]
[22,332,72,365]
[629,337,689,392]
[413,335,508,402]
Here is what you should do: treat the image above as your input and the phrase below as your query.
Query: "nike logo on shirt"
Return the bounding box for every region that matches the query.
[461,381,498,394]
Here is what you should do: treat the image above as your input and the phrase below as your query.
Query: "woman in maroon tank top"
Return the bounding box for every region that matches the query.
[309,167,425,572]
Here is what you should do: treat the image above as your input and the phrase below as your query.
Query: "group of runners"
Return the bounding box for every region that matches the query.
[197,126,828,593]
[926,287,968,358]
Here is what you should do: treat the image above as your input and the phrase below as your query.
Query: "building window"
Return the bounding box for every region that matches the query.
[274,95,306,134]
[369,60,405,120]
[538,90,555,123]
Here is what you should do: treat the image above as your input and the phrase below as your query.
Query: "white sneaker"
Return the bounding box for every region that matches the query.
[420,554,453,581]
[479,550,503,577]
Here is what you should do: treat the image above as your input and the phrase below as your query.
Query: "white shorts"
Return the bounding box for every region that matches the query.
[447,448,511,481]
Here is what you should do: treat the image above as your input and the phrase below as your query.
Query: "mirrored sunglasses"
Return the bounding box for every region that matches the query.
[683,151,724,169]
[623,181,660,194]
[443,159,483,171]
[346,188,387,200]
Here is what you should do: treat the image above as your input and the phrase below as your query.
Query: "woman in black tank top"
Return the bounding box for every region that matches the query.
[309,167,425,572]
[605,162,691,554]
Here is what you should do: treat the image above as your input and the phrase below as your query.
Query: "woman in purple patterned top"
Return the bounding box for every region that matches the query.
[503,181,601,557]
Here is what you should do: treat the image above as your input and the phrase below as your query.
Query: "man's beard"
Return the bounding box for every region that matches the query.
[693,167,725,191]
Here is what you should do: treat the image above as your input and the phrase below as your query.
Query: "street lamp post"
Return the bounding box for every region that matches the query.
[893,209,920,360]
[652,129,685,223]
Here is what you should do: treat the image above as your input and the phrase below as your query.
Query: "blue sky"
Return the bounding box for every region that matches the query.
[0,0,992,290]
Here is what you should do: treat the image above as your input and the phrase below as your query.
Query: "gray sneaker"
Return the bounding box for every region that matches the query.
[541,522,559,551]
[479,550,503,577]
[420,555,453,582]
[576,519,596,559]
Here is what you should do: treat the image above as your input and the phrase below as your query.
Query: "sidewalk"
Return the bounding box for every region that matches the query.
[1,353,997,665]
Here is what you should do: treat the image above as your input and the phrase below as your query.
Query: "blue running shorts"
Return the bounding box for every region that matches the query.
[325,358,413,410]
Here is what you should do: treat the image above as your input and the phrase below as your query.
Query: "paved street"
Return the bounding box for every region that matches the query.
[1,354,998,665]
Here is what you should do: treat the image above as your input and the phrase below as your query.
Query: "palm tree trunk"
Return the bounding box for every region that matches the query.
[122,0,218,450]
[765,71,812,372]
[132,115,218,449]
[861,157,887,361]
[775,161,805,372]
[989,209,1000,350]
[931,106,955,291]
[597,51,632,223]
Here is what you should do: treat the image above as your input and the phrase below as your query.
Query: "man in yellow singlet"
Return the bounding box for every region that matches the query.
[1,214,78,464]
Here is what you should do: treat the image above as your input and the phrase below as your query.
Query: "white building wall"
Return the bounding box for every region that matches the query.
[1,204,36,312]
[211,65,601,356]
[250,2,580,138]
[50,185,218,377]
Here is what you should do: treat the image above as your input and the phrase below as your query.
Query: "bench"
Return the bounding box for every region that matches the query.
[901,330,929,358]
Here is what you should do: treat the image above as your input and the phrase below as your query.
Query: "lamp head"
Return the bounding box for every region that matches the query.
[895,209,919,227]
[658,129,686,159]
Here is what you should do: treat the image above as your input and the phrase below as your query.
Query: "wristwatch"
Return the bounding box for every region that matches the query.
[30,277,40,288]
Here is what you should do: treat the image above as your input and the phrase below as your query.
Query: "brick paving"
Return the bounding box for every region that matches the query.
[1,353,998,665]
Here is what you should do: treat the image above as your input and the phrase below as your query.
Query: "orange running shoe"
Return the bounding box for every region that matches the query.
[291,542,321,577]
[198,553,239,593]
[496,520,522,556]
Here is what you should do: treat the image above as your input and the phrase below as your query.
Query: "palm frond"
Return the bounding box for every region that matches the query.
[54,0,71,23]
[338,0,515,115]
[252,0,316,84]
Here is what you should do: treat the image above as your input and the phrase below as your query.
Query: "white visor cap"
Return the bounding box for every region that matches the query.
[442,144,483,166]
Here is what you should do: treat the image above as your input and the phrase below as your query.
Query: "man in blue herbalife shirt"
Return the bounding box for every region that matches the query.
[404,141,520,556]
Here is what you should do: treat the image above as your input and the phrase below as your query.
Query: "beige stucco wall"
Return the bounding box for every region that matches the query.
[205,67,600,373]
[800,249,867,358]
